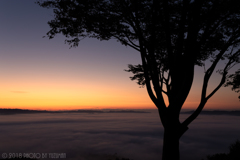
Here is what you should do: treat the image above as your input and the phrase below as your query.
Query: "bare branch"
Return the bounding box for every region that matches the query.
[140,47,159,107]
[182,44,238,128]
[112,35,140,51]
[206,71,227,100]
[125,34,140,49]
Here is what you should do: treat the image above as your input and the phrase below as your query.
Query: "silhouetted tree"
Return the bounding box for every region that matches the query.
[37,0,240,160]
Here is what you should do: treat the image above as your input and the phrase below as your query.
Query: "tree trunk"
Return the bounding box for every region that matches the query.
[162,128,180,160]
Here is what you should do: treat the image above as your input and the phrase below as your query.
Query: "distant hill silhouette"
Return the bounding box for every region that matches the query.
[1,109,240,116]
[0,108,49,114]
[0,108,149,115]
[183,110,240,116]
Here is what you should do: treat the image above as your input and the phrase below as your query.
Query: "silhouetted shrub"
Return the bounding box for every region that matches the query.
[204,140,240,160]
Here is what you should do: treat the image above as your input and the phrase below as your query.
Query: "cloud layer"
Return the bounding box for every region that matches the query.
[0,110,240,160]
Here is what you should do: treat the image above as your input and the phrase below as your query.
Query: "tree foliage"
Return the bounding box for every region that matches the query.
[204,140,240,160]
[225,69,240,99]
[37,0,240,159]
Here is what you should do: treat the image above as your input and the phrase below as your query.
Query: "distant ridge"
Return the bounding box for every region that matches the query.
[183,110,240,116]
[0,108,150,115]
[1,109,240,116]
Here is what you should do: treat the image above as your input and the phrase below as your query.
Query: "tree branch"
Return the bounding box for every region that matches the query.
[112,35,140,51]
[182,43,236,128]
[140,49,159,107]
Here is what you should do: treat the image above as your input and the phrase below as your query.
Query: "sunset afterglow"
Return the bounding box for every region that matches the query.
[0,1,239,111]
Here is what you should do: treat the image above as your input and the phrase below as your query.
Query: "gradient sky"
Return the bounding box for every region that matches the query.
[0,0,239,110]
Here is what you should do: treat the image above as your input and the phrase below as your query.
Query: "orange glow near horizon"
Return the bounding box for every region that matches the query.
[1,80,239,111]
[0,78,156,110]
[1,66,239,111]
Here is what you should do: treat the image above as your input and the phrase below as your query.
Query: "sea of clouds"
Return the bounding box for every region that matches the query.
[0,109,240,160]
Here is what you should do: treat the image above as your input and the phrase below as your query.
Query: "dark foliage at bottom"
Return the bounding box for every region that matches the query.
[204,140,240,160]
